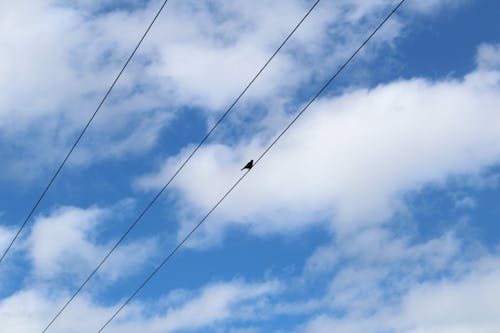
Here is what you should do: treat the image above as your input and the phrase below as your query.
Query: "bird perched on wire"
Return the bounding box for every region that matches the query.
[241,160,254,171]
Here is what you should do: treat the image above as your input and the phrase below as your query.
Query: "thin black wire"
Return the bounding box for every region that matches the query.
[40,1,321,332]
[98,1,407,331]
[0,0,172,265]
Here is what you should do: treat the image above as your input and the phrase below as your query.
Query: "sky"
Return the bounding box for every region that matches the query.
[1,0,500,332]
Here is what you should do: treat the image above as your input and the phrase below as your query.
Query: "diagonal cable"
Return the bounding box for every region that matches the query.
[0,0,172,264]
[97,1,408,331]
[40,1,322,332]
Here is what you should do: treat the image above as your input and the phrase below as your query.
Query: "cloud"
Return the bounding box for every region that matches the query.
[453,195,477,210]
[0,0,458,179]
[477,43,500,70]
[1,204,281,333]
[137,51,500,245]
[0,0,170,178]
[1,3,495,333]
[288,225,462,321]
[0,279,280,333]
[301,255,500,333]
[0,226,14,255]
[130,280,281,333]
[24,204,157,284]
[395,260,500,333]
[304,227,460,277]
[405,0,468,15]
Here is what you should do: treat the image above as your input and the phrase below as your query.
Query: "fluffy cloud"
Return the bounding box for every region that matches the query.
[2,2,496,333]
[137,55,500,245]
[24,204,157,283]
[0,0,170,177]
[0,0,455,179]
[0,202,281,332]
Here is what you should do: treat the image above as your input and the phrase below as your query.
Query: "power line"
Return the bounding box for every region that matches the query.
[40,1,322,332]
[0,0,172,265]
[97,1,407,331]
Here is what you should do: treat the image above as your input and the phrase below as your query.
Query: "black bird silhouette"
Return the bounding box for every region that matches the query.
[241,160,254,171]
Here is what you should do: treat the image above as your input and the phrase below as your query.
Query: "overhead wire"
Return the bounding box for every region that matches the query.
[40,1,322,332]
[97,0,408,331]
[0,0,172,264]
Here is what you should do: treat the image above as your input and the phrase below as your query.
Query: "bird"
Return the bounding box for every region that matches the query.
[241,159,254,171]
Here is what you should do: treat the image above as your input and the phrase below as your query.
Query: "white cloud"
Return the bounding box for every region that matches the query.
[137,58,500,245]
[24,205,157,283]
[476,43,500,70]
[305,227,460,277]
[0,0,168,177]
[287,224,461,321]
[0,279,280,333]
[0,226,14,255]
[1,2,494,333]
[136,280,281,333]
[396,262,500,333]
[301,255,500,333]
[0,203,280,333]
[26,206,105,279]
[405,0,468,15]
[0,0,459,179]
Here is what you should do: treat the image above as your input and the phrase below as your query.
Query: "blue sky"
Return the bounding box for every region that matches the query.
[1,0,500,332]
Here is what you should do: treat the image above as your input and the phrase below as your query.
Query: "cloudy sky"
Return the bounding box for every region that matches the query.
[1,0,500,332]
